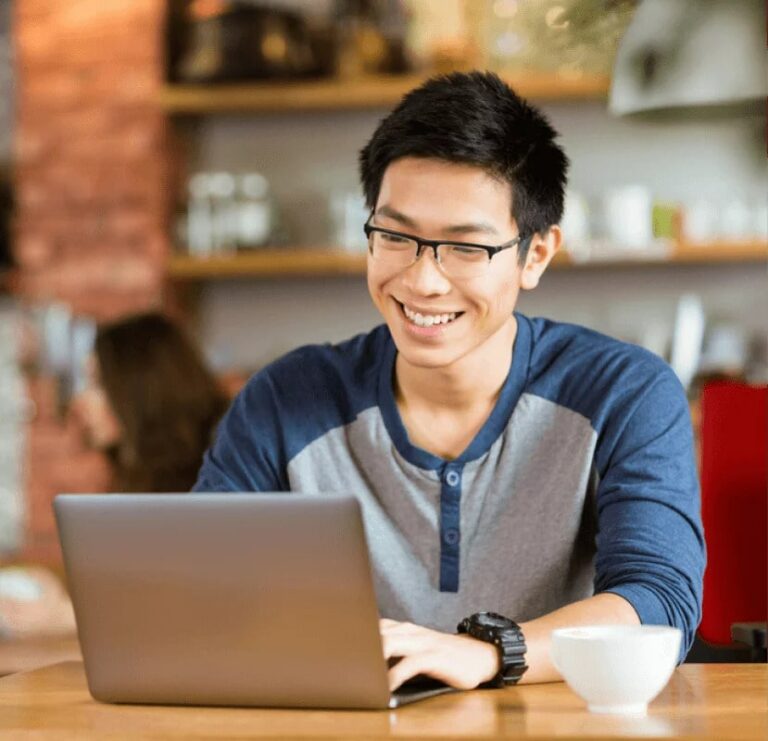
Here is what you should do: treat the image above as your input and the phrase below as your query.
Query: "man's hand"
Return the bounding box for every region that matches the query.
[380,618,500,692]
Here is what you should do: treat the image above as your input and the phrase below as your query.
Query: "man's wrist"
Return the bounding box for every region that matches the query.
[456,633,502,686]
[457,612,528,687]
[475,636,503,684]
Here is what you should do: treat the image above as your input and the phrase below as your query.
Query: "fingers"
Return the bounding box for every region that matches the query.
[379,621,442,689]
[379,620,492,692]
[388,651,469,692]
[381,630,431,660]
[380,620,441,661]
[388,653,432,692]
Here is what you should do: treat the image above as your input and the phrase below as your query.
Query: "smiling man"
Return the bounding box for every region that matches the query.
[194,72,705,692]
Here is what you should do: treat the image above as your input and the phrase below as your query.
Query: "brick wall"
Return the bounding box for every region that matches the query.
[12,0,174,564]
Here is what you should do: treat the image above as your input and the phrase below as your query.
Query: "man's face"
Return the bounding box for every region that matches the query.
[367,157,528,371]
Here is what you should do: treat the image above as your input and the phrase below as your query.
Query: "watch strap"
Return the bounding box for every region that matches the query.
[457,612,528,687]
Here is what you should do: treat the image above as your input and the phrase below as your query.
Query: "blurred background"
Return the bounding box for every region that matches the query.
[0,0,765,572]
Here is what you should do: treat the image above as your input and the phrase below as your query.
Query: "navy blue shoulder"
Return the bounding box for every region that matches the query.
[193,325,390,492]
[240,324,388,463]
[524,315,680,434]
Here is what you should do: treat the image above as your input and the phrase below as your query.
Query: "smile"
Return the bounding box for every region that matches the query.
[399,302,464,328]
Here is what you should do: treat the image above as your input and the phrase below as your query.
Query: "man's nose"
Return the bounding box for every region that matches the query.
[400,246,451,294]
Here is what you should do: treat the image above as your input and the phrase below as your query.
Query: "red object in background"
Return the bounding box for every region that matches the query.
[698,381,768,645]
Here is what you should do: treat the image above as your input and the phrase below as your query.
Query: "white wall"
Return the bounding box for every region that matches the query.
[185,101,767,371]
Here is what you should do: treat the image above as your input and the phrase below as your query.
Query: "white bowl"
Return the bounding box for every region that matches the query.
[550,625,681,715]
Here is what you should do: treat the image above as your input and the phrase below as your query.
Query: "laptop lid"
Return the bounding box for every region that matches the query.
[54,493,396,709]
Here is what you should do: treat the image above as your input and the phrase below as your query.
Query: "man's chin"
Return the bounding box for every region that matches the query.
[391,341,463,371]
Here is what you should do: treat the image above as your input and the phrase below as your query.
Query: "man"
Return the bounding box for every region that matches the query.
[194,72,704,692]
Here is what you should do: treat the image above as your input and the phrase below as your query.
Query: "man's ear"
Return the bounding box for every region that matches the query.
[520,226,562,290]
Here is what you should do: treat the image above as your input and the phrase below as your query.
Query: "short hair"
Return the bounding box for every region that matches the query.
[359,71,569,263]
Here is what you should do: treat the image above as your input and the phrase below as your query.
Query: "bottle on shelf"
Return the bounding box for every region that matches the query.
[236,173,274,249]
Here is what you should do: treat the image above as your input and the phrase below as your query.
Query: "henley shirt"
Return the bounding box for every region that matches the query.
[194,313,705,660]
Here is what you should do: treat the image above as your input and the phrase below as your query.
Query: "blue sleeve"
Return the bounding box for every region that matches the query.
[191,336,375,493]
[192,370,289,493]
[592,364,705,662]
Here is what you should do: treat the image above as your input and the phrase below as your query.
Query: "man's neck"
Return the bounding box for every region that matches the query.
[394,315,518,415]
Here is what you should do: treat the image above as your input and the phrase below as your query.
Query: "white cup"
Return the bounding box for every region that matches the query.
[550,625,681,715]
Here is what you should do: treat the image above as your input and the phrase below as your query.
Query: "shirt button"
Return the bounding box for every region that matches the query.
[444,528,460,546]
[445,470,460,487]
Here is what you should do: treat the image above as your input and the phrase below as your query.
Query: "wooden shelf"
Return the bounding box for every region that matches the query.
[559,240,767,269]
[669,240,767,264]
[167,240,766,281]
[168,249,367,279]
[159,71,610,114]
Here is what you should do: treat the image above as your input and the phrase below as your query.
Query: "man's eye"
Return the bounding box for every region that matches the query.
[381,233,410,245]
[448,245,487,259]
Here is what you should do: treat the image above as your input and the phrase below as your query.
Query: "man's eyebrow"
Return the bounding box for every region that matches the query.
[374,205,500,237]
[443,222,500,237]
[374,205,418,228]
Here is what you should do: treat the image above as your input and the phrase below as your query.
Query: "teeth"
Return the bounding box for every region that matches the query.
[402,304,458,327]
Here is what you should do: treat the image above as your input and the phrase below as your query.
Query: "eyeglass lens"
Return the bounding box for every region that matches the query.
[368,231,491,276]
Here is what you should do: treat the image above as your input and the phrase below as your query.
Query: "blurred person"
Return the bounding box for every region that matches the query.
[0,313,229,640]
[75,312,229,493]
[194,73,704,692]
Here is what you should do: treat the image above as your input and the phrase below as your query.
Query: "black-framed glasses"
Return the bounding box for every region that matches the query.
[363,220,530,279]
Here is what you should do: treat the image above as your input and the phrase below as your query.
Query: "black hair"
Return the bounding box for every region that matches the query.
[359,71,569,263]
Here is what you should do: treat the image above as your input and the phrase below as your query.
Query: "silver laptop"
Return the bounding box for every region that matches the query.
[54,493,457,709]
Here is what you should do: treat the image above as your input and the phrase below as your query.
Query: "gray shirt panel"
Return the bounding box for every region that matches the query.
[286,393,598,632]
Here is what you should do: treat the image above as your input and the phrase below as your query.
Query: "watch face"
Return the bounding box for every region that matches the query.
[478,612,513,629]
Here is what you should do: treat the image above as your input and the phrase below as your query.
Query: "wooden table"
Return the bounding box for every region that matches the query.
[0,662,764,739]
[0,634,81,677]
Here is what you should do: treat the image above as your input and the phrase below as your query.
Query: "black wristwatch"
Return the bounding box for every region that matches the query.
[457,611,528,688]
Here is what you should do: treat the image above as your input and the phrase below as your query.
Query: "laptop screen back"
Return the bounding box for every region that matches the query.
[54,493,392,709]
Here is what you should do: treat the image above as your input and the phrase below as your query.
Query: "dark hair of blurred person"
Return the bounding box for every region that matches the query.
[77,312,229,492]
